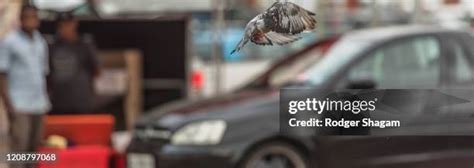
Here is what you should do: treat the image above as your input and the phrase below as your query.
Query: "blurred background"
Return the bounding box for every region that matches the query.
[1,0,473,97]
[1,0,474,168]
[5,0,473,97]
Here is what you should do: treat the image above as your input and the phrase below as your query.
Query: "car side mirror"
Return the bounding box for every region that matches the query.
[345,79,377,89]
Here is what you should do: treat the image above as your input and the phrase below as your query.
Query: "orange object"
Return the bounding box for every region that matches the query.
[444,0,460,5]
[43,115,115,146]
[38,146,111,168]
[346,0,359,10]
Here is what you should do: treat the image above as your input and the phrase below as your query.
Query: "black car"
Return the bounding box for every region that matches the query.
[127,26,474,168]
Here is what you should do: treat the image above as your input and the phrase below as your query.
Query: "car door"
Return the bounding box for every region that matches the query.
[444,32,474,89]
[318,34,474,168]
[435,32,474,134]
[344,35,443,135]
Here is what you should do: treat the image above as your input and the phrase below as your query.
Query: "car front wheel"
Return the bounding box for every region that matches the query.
[240,142,308,168]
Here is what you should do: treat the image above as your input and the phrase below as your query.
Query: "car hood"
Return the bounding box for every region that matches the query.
[136,89,278,128]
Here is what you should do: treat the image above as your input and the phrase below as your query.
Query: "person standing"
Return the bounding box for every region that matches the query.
[0,4,50,167]
[0,1,22,168]
[48,13,100,114]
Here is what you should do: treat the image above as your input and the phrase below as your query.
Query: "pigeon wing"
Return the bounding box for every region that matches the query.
[265,32,302,45]
[251,31,301,46]
[263,2,317,35]
[251,31,273,46]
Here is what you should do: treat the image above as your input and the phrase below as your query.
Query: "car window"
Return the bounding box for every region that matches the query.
[305,38,372,86]
[347,36,441,89]
[447,37,474,83]
[242,38,338,90]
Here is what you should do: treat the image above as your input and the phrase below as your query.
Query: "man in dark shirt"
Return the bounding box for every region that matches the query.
[49,13,100,114]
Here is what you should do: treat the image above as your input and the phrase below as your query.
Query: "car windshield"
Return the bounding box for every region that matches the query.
[303,37,373,86]
[266,46,326,87]
[241,42,330,89]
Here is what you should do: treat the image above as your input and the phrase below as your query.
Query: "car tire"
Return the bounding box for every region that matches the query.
[240,142,308,168]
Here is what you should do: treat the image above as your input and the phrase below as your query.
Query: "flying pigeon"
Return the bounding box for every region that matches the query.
[231,0,317,54]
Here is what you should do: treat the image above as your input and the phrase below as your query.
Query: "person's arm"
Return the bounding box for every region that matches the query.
[0,41,14,120]
[85,39,101,79]
[0,73,13,120]
[43,39,50,76]
[44,40,54,97]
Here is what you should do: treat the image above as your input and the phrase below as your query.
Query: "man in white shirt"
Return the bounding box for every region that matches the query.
[0,2,22,168]
[0,5,50,168]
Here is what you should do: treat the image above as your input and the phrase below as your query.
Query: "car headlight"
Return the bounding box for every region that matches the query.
[171,120,226,145]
